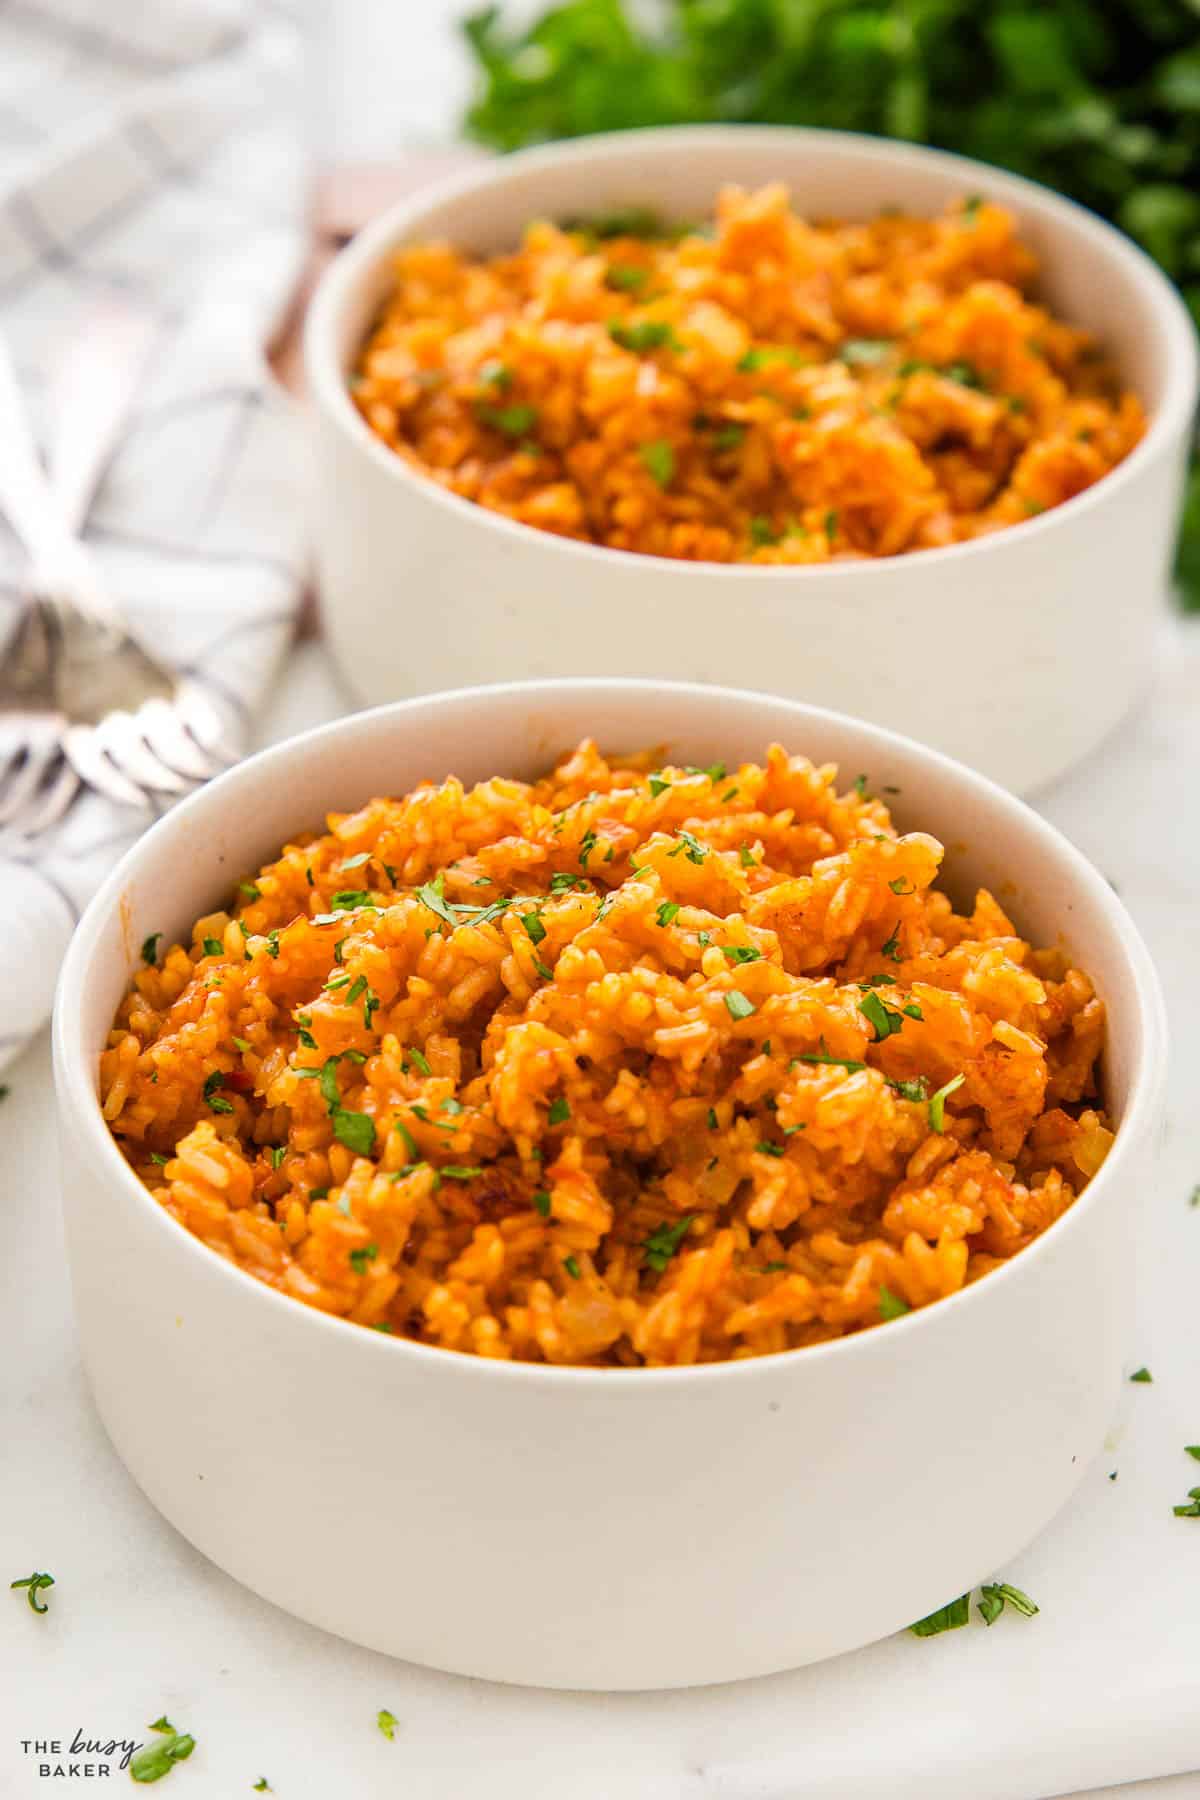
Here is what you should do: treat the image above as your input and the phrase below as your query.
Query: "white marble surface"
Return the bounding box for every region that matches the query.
[6,3,1200,1793]
[5,631,1200,1799]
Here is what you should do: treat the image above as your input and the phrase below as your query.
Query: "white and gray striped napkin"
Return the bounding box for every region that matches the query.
[0,0,308,1069]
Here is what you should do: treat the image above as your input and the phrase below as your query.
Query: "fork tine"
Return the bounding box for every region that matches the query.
[4,750,80,838]
[175,680,240,767]
[136,696,226,782]
[62,721,152,811]
[0,719,65,826]
[95,711,193,794]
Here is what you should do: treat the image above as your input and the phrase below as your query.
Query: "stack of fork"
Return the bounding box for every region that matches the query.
[0,304,236,844]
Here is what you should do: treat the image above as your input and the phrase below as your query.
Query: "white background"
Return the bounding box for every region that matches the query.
[5,3,1200,1796]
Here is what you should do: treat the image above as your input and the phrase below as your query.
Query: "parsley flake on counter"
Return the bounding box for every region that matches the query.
[253,1783,271,1793]
[978,1582,1039,1624]
[1130,1366,1153,1383]
[130,1722,195,1784]
[909,1594,970,1637]
[377,1709,398,1741]
[10,1571,54,1614]
[1173,1488,1200,1518]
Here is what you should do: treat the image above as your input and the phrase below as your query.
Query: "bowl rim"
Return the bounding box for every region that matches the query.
[54,677,1169,1387]
[304,123,1200,584]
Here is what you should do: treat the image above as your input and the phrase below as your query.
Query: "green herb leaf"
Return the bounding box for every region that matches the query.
[533,1189,551,1217]
[656,900,681,927]
[639,438,676,487]
[722,944,762,964]
[202,937,223,958]
[521,910,547,945]
[331,889,372,911]
[878,1285,910,1320]
[141,932,162,965]
[1130,1367,1154,1383]
[333,1110,376,1156]
[548,1097,571,1125]
[610,319,681,353]
[349,1244,378,1273]
[642,1214,694,1271]
[237,881,262,901]
[476,401,539,437]
[130,1728,196,1783]
[606,263,649,292]
[441,1165,483,1180]
[10,1571,54,1614]
[841,337,893,367]
[909,1594,970,1637]
[405,1047,432,1077]
[928,1072,966,1133]
[724,990,756,1021]
[563,1254,582,1278]
[377,1709,398,1741]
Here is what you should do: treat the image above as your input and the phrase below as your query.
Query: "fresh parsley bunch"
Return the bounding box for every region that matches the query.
[462,0,1200,603]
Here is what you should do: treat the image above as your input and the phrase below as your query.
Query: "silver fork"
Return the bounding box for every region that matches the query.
[0,306,236,837]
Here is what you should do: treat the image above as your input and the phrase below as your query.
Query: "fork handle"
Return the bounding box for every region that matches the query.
[0,325,120,625]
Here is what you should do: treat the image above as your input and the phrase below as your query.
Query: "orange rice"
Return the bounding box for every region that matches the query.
[102,742,1111,1366]
[351,184,1145,564]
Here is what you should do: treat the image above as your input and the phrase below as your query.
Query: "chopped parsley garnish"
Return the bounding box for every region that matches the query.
[550,871,588,892]
[722,945,762,964]
[858,989,911,1042]
[707,1107,719,1129]
[203,1071,234,1114]
[349,1245,378,1273]
[610,319,681,353]
[578,829,598,868]
[859,972,896,988]
[656,901,681,927]
[1130,1367,1153,1383]
[10,1571,54,1614]
[129,1724,195,1783]
[331,889,371,910]
[232,1036,251,1052]
[889,877,914,895]
[710,422,746,450]
[878,1285,910,1320]
[237,880,262,900]
[668,828,707,865]
[150,1151,169,1167]
[254,1783,271,1793]
[724,990,756,1021]
[642,1214,694,1271]
[346,975,367,1004]
[405,1047,432,1077]
[824,509,839,540]
[890,1077,930,1103]
[639,438,676,487]
[521,910,547,945]
[909,1594,970,1637]
[841,337,892,367]
[416,872,458,928]
[562,1255,581,1279]
[441,1166,483,1180]
[749,516,779,546]
[738,844,756,867]
[548,1097,571,1126]
[377,1709,398,1741]
[881,928,902,962]
[853,773,869,797]
[265,931,280,959]
[756,1140,785,1157]
[648,774,671,797]
[1173,1488,1200,1518]
[533,1189,551,1217]
[737,345,802,372]
[977,1582,1038,1624]
[1186,1446,1200,1461]
[394,1121,420,1161]
[333,1110,376,1156]
[796,1048,866,1073]
[605,263,649,293]
[476,401,538,437]
[270,1147,287,1169]
[479,360,512,390]
[928,1072,966,1133]
[202,936,224,958]
[141,932,161,965]
[532,955,553,980]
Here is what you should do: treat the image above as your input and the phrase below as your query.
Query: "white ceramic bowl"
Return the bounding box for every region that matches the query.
[54,680,1166,1690]
[305,126,1198,796]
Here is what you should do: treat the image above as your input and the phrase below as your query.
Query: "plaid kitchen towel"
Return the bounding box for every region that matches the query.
[0,0,307,1068]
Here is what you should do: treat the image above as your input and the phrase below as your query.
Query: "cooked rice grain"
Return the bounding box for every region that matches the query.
[102,741,1112,1366]
[352,186,1144,564]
